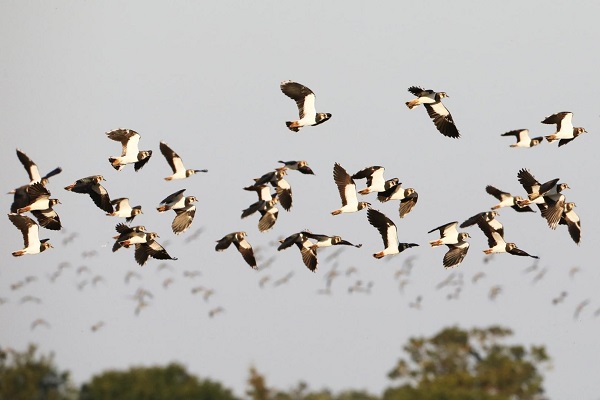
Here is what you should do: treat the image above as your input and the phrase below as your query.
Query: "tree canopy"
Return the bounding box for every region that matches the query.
[384,326,550,400]
[78,362,238,400]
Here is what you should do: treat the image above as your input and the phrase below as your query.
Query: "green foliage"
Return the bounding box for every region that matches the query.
[385,326,550,400]
[0,344,76,400]
[78,362,238,400]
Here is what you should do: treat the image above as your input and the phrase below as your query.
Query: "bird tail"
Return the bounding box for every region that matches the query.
[406,99,420,109]
[286,121,300,132]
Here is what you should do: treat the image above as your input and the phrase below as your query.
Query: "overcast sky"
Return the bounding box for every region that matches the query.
[1,1,600,399]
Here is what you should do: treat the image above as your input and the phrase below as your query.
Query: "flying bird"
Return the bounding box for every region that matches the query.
[64,175,113,213]
[376,180,419,218]
[215,232,257,269]
[278,160,315,175]
[485,185,535,213]
[301,232,362,250]
[159,141,207,180]
[252,168,292,211]
[476,216,539,259]
[405,86,460,138]
[134,239,178,266]
[331,163,370,215]
[106,128,152,171]
[15,148,62,186]
[460,211,503,237]
[542,112,587,146]
[352,166,386,195]
[277,232,318,272]
[428,221,465,247]
[501,129,543,148]
[367,208,418,259]
[106,198,142,223]
[111,224,148,252]
[559,202,581,245]
[156,189,197,212]
[8,213,53,257]
[280,80,331,131]
[171,202,197,235]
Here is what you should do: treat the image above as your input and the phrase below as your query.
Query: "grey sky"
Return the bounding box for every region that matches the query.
[1,1,600,398]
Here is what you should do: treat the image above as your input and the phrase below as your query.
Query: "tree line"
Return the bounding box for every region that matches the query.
[0,325,550,400]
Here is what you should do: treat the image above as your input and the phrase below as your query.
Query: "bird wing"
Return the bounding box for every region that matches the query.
[399,192,418,218]
[428,221,458,237]
[367,208,397,249]
[476,217,503,248]
[16,149,41,183]
[562,209,581,245]
[407,86,426,96]
[300,245,318,272]
[89,184,114,213]
[172,206,196,235]
[541,111,572,134]
[159,189,186,205]
[485,185,511,201]
[9,213,40,248]
[26,182,51,202]
[280,81,316,119]
[424,102,460,138]
[160,142,184,173]
[443,242,469,268]
[258,207,278,232]
[333,163,357,207]
[31,209,61,231]
[233,238,257,269]
[541,195,565,229]
[517,169,541,195]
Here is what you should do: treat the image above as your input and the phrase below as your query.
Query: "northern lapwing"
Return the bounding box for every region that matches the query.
[171,201,197,235]
[277,232,318,272]
[156,189,197,212]
[107,198,142,223]
[559,202,581,245]
[215,232,257,269]
[64,175,113,213]
[352,166,386,195]
[405,86,460,138]
[252,167,292,211]
[159,141,207,180]
[367,208,418,259]
[331,163,370,215]
[15,148,62,186]
[501,129,543,148]
[442,235,470,268]
[280,80,331,132]
[111,223,147,252]
[485,185,535,213]
[134,239,177,266]
[476,216,538,258]
[460,211,503,237]
[301,231,362,250]
[376,180,419,218]
[8,213,53,256]
[428,221,467,247]
[106,128,152,171]
[542,112,587,146]
[278,160,315,175]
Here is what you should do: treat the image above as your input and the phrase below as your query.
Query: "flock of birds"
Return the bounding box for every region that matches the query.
[7,81,584,276]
